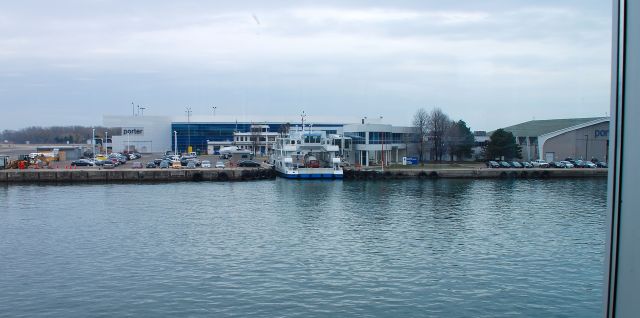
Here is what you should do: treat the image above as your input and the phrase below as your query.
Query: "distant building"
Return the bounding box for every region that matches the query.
[498,117,610,162]
[472,131,490,159]
[103,116,172,153]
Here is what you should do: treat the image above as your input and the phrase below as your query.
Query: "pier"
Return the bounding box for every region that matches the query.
[0,168,276,183]
[0,167,607,183]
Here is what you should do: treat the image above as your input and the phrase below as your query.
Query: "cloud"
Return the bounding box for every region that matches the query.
[0,1,612,131]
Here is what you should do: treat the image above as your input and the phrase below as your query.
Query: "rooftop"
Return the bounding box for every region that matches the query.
[500,117,609,137]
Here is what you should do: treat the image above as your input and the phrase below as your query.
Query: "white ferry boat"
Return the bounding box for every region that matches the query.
[270,130,343,179]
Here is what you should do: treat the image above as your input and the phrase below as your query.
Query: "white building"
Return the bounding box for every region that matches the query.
[103,115,172,153]
[343,119,419,166]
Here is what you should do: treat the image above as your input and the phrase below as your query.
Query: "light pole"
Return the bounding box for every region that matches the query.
[212,106,217,121]
[132,102,135,117]
[380,116,384,171]
[300,110,306,134]
[105,131,109,155]
[185,107,192,153]
[92,128,95,160]
[140,107,146,116]
[585,134,589,160]
[174,131,178,155]
[127,130,130,154]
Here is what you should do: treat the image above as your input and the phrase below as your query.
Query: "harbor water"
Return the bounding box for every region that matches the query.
[0,179,607,317]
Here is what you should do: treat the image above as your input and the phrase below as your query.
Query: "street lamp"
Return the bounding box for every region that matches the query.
[212,106,217,121]
[585,134,589,160]
[105,131,109,155]
[131,102,135,117]
[174,130,178,155]
[185,107,192,153]
[300,110,306,134]
[140,106,146,116]
[92,128,95,160]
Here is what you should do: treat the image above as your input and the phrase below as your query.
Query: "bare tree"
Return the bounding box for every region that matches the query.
[250,125,260,156]
[278,122,291,136]
[412,108,429,164]
[427,108,451,161]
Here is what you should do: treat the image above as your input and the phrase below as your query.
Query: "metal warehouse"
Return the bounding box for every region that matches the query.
[502,117,610,162]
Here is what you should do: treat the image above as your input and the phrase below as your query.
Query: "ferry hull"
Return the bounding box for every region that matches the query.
[276,170,343,179]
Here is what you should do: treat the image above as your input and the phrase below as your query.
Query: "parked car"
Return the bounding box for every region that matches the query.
[215,161,225,168]
[94,160,111,166]
[596,161,608,168]
[560,161,574,168]
[486,161,500,168]
[510,161,523,168]
[131,162,143,169]
[574,160,588,168]
[499,161,511,168]
[531,159,550,168]
[103,161,116,169]
[171,161,182,169]
[154,158,163,166]
[186,161,196,169]
[549,161,565,168]
[71,159,94,166]
[583,161,597,168]
[159,160,170,169]
[522,162,533,168]
[201,160,211,168]
[146,161,157,168]
[238,160,261,167]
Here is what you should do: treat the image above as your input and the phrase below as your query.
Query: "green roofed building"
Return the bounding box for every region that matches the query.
[497,117,610,162]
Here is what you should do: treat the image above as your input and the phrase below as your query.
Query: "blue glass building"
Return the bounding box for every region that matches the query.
[171,122,343,154]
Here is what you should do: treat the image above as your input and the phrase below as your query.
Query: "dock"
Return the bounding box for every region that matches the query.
[343,168,608,179]
[0,168,276,183]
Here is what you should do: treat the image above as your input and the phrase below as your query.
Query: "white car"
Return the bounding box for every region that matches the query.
[201,160,211,168]
[531,159,550,168]
[215,161,225,168]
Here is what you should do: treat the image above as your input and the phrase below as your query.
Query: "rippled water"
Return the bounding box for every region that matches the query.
[0,179,607,317]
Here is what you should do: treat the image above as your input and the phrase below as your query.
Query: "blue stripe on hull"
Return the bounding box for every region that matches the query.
[276,171,343,179]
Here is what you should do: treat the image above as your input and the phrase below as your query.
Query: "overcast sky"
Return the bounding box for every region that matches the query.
[0,0,612,131]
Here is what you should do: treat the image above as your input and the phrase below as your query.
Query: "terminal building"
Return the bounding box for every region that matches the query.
[102,115,421,165]
[501,117,610,162]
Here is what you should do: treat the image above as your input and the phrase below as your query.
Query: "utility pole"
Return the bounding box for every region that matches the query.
[185,106,192,153]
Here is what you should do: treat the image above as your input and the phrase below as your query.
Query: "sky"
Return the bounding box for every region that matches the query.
[0,0,612,131]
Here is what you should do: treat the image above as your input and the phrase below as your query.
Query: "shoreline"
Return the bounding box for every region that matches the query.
[0,167,607,183]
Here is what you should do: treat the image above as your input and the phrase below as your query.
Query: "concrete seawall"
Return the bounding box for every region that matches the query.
[344,168,608,180]
[0,168,277,183]
[0,167,607,184]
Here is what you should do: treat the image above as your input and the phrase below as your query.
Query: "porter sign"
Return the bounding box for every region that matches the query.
[122,127,144,136]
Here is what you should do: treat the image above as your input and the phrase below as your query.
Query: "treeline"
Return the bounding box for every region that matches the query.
[0,126,121,144]
[413,107,475,162]
[413,107,522,162]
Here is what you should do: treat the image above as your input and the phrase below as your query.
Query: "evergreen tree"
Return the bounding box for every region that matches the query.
[485,129,522,160]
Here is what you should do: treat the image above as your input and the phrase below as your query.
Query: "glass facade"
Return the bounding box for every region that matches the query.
[171,123,343,154]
